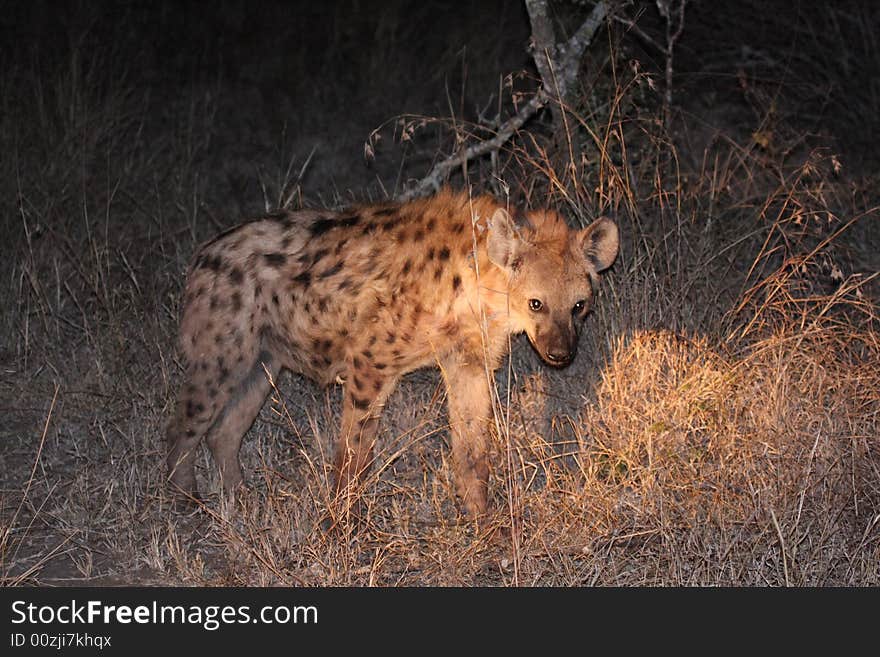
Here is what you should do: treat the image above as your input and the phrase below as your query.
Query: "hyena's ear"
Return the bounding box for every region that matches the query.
[577,217,619,278]
[486,208,523,273]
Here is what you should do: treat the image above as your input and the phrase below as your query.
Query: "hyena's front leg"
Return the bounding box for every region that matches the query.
[440,358,491,516]
[333,365,397,498]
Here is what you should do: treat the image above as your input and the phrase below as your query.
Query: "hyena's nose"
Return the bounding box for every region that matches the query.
[545,349,573,365]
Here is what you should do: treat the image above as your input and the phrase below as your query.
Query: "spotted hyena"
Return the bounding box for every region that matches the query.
[166,189,618,515]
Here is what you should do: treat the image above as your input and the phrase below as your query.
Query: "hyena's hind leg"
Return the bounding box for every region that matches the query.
[166,350,279,497]
[166,367,227,497]
[205,350,280,491]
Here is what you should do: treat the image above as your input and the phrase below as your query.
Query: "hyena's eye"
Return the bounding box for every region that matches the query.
[572,300,586,315]
[528,299,543,312]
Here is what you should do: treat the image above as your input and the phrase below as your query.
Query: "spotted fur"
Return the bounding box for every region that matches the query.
[166,189,619,515]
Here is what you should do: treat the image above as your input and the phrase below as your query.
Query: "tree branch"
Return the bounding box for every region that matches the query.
[399,1,608,200]
[557,1,608,101]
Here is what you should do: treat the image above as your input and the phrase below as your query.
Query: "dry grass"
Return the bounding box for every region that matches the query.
[1,1,878,586]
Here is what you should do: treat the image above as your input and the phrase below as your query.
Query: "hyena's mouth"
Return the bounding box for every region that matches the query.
[541,351,574,368]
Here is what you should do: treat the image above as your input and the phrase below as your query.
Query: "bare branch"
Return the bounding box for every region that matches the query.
[525,0,559,96]
[398,92,548,201]
[558,1,608,99]
[399,1,608,200]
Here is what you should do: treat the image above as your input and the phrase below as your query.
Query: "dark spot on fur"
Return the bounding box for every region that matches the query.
[199,254,225,273]
[351,396,371,410]
[352,356,363,370]
[210,295,221,310]
[229,267,244,285]
[271,293,279,305]
[368,335,377,347]
[373,207,396,217]
[319,261,344,279]
[334,239,348,255]
[231,292,242,312]
[312,247,330,264]
[308,213,360,236]
[264,252,286,267]
[402,259,412,275]
[362,349,373,359]
[386,332,396,344]
[293,271,312,286]
[452,222,465,234]
[318,297,329,312]
[438,246,450,261]
[426,218,436,231]
[303,301,311,313]
[309,217,336,237]
[373,379,383,392]
[434,266,443,281]
[413,229,424,242]
[374,362,386,370]
[452,274,462,292]
[254,282,263,296]
[280,236,292,249]
[427,247,435,260]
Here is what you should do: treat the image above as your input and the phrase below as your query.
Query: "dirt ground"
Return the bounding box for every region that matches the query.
[1,0,878,586]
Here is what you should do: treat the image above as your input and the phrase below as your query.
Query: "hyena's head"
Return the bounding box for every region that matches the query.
[487,207,619,367]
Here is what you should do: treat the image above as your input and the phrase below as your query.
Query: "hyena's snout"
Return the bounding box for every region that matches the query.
[533,318,579,367]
